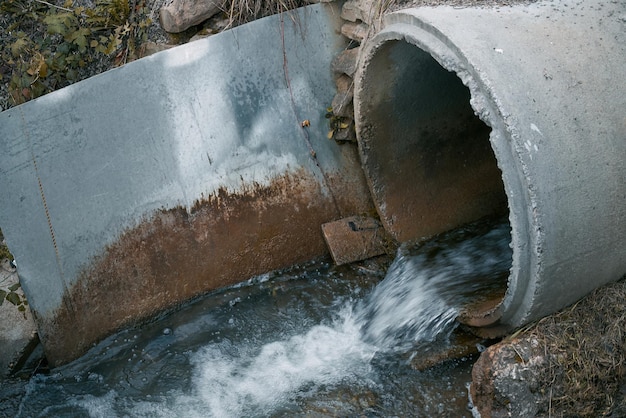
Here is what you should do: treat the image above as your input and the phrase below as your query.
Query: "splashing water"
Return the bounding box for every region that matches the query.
[2,217,511,417]
[356,218,512,352]
[178,307,376,417]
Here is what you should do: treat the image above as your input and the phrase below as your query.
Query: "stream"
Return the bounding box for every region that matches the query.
[0,216,511,417]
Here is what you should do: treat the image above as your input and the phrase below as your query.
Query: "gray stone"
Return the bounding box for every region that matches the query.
[189,32,210,42]
[341,0,377,25]
[341,21,369,42]
[331,91,353,117]
[140,41,175,55]
[332,74,355,117]
[470,337,547,417]
[332,48,359,77]
[330,73,356,138]
[335,73,354,92]
[340,0,363,23]
[332,122,356,143]
[160,0,225,33]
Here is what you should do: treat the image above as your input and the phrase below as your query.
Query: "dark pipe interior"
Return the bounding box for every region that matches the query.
[359,39,508,243]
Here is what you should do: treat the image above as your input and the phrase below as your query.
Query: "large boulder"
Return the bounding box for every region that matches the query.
[470,277,626,418]
[470,336,547,418]
[160,0,225,33]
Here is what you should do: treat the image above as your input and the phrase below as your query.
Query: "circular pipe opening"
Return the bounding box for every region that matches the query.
[356,38,512,335]
[356,5,626,337]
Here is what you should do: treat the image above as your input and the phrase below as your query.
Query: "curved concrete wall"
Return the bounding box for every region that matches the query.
[355,1,626,335]
[0,4,373,366]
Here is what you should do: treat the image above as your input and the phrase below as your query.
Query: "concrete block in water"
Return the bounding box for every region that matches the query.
[322,216,387,265]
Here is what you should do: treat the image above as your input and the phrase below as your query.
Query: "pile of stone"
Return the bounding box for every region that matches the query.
[328,0,375,143]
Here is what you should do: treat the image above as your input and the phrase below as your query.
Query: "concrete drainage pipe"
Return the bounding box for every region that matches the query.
[354,2,626,336]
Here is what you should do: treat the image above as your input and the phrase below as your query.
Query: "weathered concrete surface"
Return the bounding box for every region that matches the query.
[0,4,374,366]
[354,1,626,336]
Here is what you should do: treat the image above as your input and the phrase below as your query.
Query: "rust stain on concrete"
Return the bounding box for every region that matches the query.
[39,169,369,366]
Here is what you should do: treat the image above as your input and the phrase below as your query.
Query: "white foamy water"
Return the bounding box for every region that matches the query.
[184,307,376,417]
[6,218,510,417]
[356,220,511,352]
[120,219,509,417]
[72,307,378,418]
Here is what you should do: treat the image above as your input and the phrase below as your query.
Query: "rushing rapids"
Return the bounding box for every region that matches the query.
[1,217,511,417]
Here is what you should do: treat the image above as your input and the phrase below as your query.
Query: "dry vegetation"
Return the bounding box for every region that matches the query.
[0,0,306,110]
[0,0,157,109]
[528,276,626,417]
[224,0,305,27]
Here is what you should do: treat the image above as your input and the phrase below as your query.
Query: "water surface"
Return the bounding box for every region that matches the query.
[1,216,511,417]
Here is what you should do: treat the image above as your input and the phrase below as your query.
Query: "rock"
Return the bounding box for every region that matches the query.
[160,0,225,33]
[341,0,376,25]
[189,32,210,42]
[470,336,547,418]
[471,278,626,417]
[332,91,353,118]
[332,122,356,143]
[131,41,176,61]
[340,0,362,23]
[332,48,359,77]
[335,73,354,93]
[128,42,175,62]
[341,21,369,42]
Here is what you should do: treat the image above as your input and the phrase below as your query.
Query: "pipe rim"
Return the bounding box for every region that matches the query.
[354,15,540,334]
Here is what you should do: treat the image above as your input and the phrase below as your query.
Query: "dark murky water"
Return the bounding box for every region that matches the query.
[0,217,511,417]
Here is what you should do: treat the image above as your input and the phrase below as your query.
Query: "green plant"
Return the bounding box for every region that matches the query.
[0,282,28,314]
[1,0,152,106]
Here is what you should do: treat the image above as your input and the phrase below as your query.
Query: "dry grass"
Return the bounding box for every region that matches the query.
[222,0,306,28]
[528,276,626,417]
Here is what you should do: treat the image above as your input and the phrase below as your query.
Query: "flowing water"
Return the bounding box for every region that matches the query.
[0,216,511,417]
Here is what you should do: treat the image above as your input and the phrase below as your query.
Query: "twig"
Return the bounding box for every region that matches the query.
[511,344,526,366]
[549,386,552,418]
[34,0,73,12]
